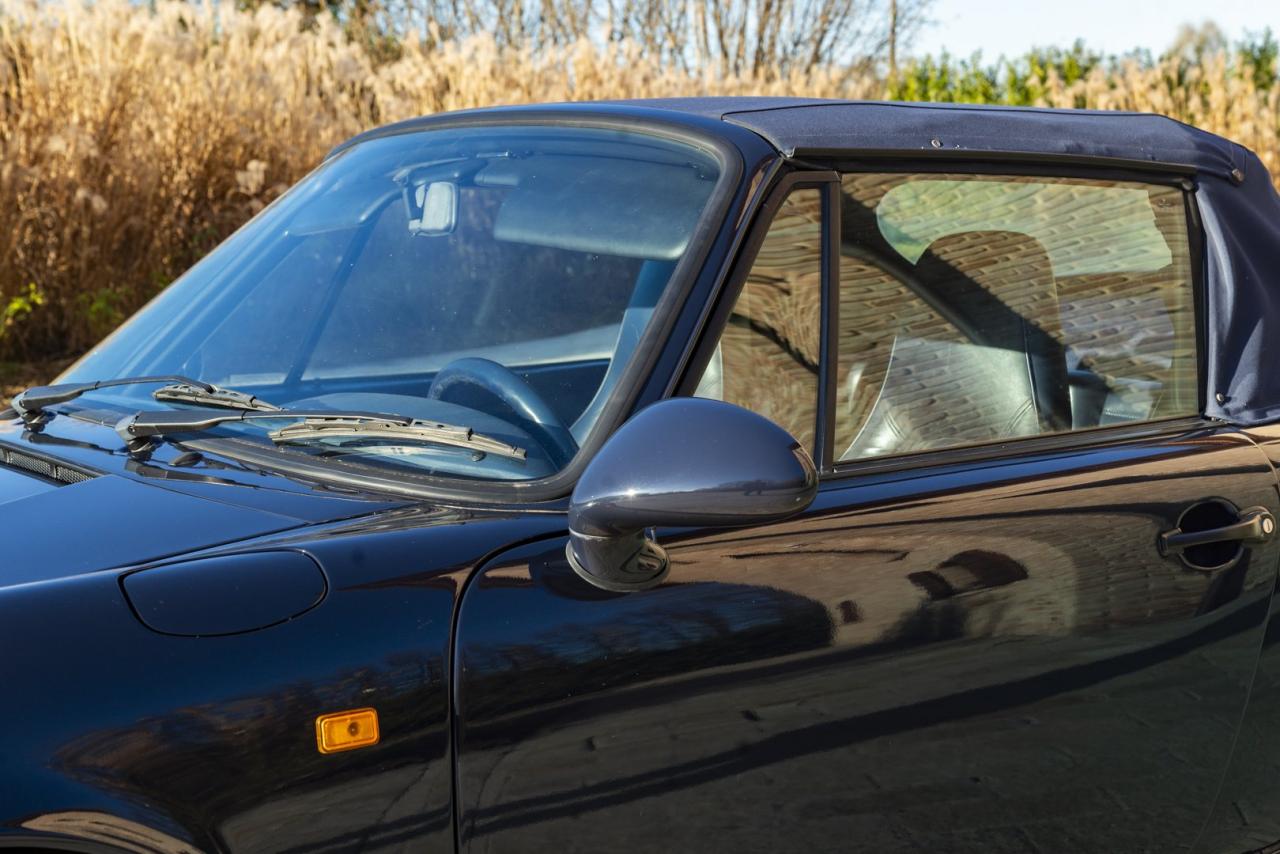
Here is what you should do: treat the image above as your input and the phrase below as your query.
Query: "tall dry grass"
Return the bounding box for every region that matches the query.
[1035,56,1280,179]
[0,0,1276,363]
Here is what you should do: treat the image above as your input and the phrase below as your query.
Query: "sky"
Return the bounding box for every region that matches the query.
[912,0,1280,61]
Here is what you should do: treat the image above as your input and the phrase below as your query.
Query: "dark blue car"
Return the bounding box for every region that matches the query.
[6,97,1280,853]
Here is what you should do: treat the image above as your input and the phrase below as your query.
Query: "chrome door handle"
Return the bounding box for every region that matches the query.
[1159,506,1276,558]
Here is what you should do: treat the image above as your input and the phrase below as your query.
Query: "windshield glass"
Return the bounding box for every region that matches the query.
[59,125,726,482]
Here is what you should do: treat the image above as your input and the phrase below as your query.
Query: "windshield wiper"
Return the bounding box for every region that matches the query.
[115,409,526,462]
[268,417,526,461]
[12,375,276,421]
[152,381,279,412]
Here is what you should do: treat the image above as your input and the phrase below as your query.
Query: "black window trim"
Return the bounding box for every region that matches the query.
[817,179,841,471]
[821,414,1218,483]
[672,168,841,466]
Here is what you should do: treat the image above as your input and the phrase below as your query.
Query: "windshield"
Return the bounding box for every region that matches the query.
[58,124,726,482]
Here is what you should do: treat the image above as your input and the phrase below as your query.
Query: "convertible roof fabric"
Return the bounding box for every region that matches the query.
[604,97,1248,176]
[603,98,1280,426]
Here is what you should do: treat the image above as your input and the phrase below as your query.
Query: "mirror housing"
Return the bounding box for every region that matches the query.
[567,397,818,592]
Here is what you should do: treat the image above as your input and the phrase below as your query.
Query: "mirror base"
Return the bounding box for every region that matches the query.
[566,534,669,593]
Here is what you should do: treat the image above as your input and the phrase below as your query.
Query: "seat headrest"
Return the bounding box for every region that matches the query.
[921,230,1054,274]
[915,230,1060,336]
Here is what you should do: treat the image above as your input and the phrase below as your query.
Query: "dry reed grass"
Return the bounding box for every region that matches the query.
[0,0,1276,363]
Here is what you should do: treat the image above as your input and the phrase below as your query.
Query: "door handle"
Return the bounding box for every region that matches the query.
[1158,506,1277,558]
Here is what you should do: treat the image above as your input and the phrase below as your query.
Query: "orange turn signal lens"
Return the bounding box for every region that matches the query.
[315,708,380,754]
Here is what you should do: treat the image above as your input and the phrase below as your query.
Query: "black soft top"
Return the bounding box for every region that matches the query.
[597,97,1249,179]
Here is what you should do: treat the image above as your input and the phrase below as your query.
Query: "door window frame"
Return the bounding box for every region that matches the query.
[678,159,1212,481]
[675,169,842,464]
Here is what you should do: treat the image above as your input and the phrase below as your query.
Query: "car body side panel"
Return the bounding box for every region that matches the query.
[453,424,1280,853]
[1192,424,1280,853]
[0,507,564,854]
[0,112,779,852]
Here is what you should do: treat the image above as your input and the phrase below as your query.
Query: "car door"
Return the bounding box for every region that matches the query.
[451,169,1280,853]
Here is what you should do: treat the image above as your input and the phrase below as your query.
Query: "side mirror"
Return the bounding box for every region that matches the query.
[567,397,818,592]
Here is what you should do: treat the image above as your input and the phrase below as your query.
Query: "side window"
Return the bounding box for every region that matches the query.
[695,187,823,451]
[836,172,1198,461]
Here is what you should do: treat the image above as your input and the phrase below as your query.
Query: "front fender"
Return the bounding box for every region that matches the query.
[0,570,218,852]
[0,505,555,853]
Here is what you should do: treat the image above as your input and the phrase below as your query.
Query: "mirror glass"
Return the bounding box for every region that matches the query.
[405,180,457,236]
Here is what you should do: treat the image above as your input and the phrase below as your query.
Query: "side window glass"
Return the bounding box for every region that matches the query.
[836,173,1198,461]
[695,188,823,451]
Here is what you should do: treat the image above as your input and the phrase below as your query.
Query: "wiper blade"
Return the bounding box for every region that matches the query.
[152,381,279,412]
[12,375,272,420]
[270,417,527,461]
[115,409,526,462]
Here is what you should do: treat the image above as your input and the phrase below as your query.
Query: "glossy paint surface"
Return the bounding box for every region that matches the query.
[5,100,1280,854]
[1193,423,1280,853]
[454,424,1280,853]
[0,103,776,853]
[0,494,566,853]
[0,462,58,505]
[122,551,328,637]
[0,380,502,853]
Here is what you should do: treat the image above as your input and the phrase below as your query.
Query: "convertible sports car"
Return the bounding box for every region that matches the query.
[5,97,1280,853]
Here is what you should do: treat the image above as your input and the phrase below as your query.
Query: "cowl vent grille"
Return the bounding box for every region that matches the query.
[0,445,98,485]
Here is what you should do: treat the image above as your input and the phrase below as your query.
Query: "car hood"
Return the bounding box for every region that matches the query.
[0,413,409,588]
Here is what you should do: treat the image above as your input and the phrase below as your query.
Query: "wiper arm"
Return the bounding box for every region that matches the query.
[115,409,526,462]
[12,375,274,421]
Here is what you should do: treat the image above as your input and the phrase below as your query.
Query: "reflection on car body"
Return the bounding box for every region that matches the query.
[6,98,1280,853]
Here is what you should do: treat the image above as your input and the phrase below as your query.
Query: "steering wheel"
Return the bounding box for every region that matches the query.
[428,357,578,466]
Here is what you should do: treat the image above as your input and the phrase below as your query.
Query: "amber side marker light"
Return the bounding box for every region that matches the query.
[316,708,380,754]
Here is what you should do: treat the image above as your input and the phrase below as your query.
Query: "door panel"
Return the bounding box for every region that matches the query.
[1193,425,1280,854]
[454,425,1278,853]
